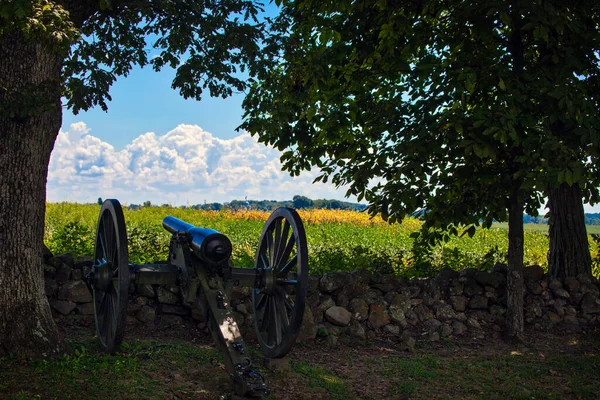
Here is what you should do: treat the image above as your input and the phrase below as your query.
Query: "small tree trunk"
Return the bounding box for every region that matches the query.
[548,183,591,278]
[505,191,525,342]
[0,31,66,358]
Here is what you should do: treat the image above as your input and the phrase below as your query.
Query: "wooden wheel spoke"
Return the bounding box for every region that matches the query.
[277,254,297,277]
[274,220,291,269]
[266,229,274,268]
[275,235,296,272]
[259,250,269,270]
[260,296,272,334]
[255,293,267,311]
[273,298,283,345]
[273,219,282,267]
[275,295,290,330]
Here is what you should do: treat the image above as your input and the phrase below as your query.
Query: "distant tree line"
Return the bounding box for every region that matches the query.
[126,195,368,212]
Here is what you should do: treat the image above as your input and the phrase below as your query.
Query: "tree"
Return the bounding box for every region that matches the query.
[292,194,313,209]
[242,1,600,340]
[0,0,265,358]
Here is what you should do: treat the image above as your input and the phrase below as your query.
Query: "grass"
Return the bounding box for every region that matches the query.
[493,222,600,234]
[2,333,600,399]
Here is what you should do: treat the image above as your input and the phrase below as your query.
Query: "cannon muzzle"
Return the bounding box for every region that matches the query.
[162,216,232,265]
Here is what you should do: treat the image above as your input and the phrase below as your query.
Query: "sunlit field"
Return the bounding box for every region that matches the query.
[45,203,599,277]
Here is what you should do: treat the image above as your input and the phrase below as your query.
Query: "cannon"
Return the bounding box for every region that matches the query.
[86,199,308,398]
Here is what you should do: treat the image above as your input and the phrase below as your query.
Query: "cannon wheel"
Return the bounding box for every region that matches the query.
[92,199,130,353]
[252,207,308,358]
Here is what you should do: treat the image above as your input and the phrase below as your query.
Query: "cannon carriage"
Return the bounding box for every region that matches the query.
[86,199,308,397]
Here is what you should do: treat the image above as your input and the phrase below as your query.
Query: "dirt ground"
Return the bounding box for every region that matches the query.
[40,315,600,400]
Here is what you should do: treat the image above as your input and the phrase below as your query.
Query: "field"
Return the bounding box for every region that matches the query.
[45,203,600,277]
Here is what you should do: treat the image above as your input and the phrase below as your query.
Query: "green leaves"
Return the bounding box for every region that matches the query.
[62,0,266,113]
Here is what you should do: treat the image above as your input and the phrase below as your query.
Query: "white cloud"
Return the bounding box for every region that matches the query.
[47,122,353,205]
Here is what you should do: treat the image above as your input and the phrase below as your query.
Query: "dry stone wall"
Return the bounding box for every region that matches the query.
[43,251,600,349]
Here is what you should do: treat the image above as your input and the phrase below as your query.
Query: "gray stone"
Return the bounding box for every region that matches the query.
[42,244,53,262]
[43,264,56,277]
[423,318,442,332]
[72,270,83,280]
[466,318,481,329]
[156,287,179,305]
[351,268,372,285]
[58,280,92,303]
[76,303,94,315]
[325,306,352,326]
[373,282,395,293]
[402,334,416,353]
[553,288,571,300]
[74,256,94,269]
[136,305,156,323]
[298,308,318,342]
[449,283,464,296]
[317,296,336,312]
[235,304,248,314]
[161,305,188,316]
[581,292,600,314]
[489,305,506,316]
[134,296,148,306]
[548,279,563,291]
[400,286,421,298]
[368,304,390,328]
[452,321,468,335]
[580,283,600,296]
[55,266,72,284]
[474,271,495,287]
[440,324,453,337]
[413,304,433,323]
[563,277,580,293]
[463,281,484,297]
[50,299,76,315]
[319,272,352,294]
[348,298,369,321]
[336,293,350,308]
[55,253,75,268]
[137,284,155,298]
[435,304,457,321]
[384,324,400,336]
[428,332,441,342]
[45,277,58,297]
[388,305,406,324]
[526,281,543,295]
[577,273,592,284]
[563,315,579,325]
[524,265,545,281]
[468,295,488,309]
[450,296,467,312]
[307,276,320,293]
[345,323,367,340]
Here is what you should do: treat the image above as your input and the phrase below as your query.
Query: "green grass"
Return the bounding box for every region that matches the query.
[3,335,600,399]
[493,222,600,234]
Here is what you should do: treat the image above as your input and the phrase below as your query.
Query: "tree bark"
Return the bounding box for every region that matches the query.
[505,191,525,342]
[0,30,66,358]
[548,183,592,279]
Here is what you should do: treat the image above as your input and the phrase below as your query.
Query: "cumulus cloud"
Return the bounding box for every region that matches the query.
[47,122,353,205]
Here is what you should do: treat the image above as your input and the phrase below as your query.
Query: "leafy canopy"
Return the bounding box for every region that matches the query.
[241,0,600,236]
[2,0,269,114]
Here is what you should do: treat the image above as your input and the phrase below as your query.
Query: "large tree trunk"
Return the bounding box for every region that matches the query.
[505,192,525,342]
[0,31,66,358]
[548,183,591,278]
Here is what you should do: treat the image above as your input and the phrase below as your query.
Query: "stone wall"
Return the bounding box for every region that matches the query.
[43,251,600,349]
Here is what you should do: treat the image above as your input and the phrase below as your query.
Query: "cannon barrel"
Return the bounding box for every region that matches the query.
[162,216,232,265]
